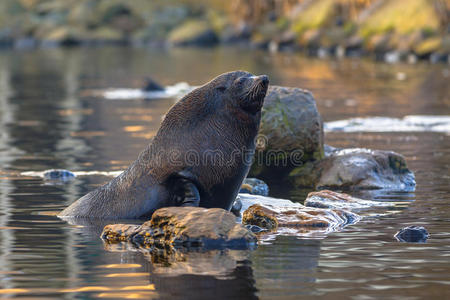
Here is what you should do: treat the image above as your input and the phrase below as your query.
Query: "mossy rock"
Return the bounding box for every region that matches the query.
[414,37,442,56]
[250,86,324,181]
[41,26,84,45]
[89,26,123,42]
[168,19,218,46]
[359,0,440,39]
[291,0,336,36]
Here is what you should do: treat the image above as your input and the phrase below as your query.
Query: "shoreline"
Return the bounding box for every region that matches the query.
[1,39,449,65]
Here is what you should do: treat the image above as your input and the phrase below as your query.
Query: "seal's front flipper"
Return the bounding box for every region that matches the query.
[178,178,200,207]
[170,177,200,207]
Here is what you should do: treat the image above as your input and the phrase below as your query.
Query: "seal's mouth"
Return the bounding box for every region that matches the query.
[241,75,269,114]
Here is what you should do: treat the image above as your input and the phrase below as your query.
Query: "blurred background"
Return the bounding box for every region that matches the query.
[0,0,449,61]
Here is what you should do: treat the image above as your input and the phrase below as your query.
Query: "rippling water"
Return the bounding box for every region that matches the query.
[0,47,449,299]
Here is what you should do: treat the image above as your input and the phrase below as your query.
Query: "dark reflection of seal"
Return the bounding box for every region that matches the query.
[59,71,269,219]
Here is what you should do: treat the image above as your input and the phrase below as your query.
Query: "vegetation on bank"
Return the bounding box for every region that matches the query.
[0,0,449,62]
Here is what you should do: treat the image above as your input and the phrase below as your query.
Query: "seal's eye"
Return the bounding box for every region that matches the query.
[216,86,226,92]
[236,77,246,85]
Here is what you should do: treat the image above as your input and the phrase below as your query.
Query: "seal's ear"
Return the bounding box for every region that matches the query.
[216,86,227,92]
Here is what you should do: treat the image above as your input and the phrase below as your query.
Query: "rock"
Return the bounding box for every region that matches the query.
[142,77,165,92]
[414,37,442,58]
[251,85,323,177]
[41,26,82,46]
[240,178,269,196]
[305,190,393,210]
[102,224,141,242]
[220,23,251,44]
[101,207,257,250]
[290,146,416,191]
[365,33,392,53]
[242,205,278,230]
[230,197,242,217]
[343,35,364,56]
[242,203,358,231]
[238,194,360,237]
[394,226,429,243]
[168,20,218,46]
[300,28,321,48]
[43,169,76,182]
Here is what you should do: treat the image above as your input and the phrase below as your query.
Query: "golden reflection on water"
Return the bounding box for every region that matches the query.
[0,285,156,298]
[0,289,29,294]
[57,108,94,116]
[121,115,153,121]
[0,226,31,230]
[97,264,142,269]
[130,132,156,139]
[37,211,60,216]
[104,273,149,278]
[70,131,106,137]
[96,291,157,299]
[123,126,145,132]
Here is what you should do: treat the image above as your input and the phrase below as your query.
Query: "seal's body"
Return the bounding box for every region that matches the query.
[59,71,269,219]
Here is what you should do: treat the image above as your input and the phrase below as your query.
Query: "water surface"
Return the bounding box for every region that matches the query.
[0,47,449,299]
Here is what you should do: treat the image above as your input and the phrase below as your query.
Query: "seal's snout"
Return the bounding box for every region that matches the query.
[258,75,269,88]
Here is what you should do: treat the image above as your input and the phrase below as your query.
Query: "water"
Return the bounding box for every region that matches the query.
[0,46,449,299]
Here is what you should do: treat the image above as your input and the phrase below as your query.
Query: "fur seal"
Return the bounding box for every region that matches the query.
[59,71,269,219]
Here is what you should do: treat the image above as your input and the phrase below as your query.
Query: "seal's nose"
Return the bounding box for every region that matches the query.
[258,75,269,87]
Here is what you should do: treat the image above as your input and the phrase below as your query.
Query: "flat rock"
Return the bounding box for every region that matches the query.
[305,190,393,210]
[317,147,415,191]
[291,146,416,191]
[101,207,257,250]
[238,194,360,238]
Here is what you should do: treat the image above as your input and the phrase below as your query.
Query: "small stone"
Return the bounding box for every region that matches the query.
[43,169,76,181]
[231,197,243,217]
[142,77,164,91]
[394,226,429,243]
[242,205,278,230]
[240,178,269,196]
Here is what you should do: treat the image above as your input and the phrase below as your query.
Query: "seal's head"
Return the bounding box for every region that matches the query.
[209,70,269,115]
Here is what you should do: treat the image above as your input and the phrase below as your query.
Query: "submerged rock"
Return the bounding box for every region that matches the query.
[240,178,269,196]
[291,146,416,191]
[305,190,394,210]
[251,85,324,177]
[43,169,76,182]
[242,203,358,230]
[238,194,360,237]
[101,207,256,250]
[394,226,429,243]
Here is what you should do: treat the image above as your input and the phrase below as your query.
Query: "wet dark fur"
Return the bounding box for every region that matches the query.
[59,71,269,219]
